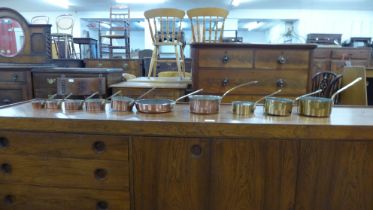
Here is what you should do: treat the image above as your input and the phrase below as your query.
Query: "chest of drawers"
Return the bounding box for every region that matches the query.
[191,43,316,102]
[0,131,130,210]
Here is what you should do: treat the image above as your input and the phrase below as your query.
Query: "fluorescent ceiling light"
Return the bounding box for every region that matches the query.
[116,0,166,3]
[245,21,264,31]
[44,0,70,8]
[231,0,240,7]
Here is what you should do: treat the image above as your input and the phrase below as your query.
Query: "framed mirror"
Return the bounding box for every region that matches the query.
[0,17,25,57]
[0,7,52,64]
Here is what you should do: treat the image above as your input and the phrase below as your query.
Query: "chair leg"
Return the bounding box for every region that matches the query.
[174,45,182,79]
[148,46,158,78]
[180,45,186,78]
[153,46,159,77]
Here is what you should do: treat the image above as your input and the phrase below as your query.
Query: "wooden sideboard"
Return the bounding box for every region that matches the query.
[0,102,371,210]
[313,47,372,75]
[191,43,317,102]
[32,67,123,98]
[84,59,142,77]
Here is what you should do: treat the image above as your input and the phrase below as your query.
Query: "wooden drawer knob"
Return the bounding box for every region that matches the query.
[0,137,9,148]
[93,141,106,153]
[222,78,229,87]
[277,55,287,64]
[94,168,107,180]
[96,200,108,210]
[191,145,202,157]
[1,163,12,174]
[276,79,286,88]
[12,74,18,82]
[3,194,14,205]
[222,55,230,64]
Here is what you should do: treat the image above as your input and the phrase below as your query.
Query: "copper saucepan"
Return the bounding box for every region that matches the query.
[135,89,203,113]
[298,77,362,117]
[264,89,323,116]
[232,89,282,116]
[189,81,259,114]
[45,93,73,109]
[111,87,156,112]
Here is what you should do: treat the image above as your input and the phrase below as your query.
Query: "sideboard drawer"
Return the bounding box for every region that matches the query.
[0,131,128,161]
[0,183,129,210]
[255,49,310,70]
[197,70,308,95]
[0,154,128,190]
[0,71,27,83]
[0,89,24,105]
[331,48,371,59]
[198,48,254,68]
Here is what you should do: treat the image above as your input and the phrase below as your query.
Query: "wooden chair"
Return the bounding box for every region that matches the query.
[339,66,367,105]
[325,74,343,103]
[31,16,49,24]
[51,14,76,59]
[144,8,185,78]
[311,71,339,98]
[187,7,229,43]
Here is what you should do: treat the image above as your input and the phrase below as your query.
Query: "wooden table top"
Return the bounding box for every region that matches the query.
[127,77,192,84]
[111,81,188,89]
[0,101,372,140]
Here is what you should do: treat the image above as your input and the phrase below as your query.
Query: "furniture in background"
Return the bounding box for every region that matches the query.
[84,59,142,77]
[31,15,49,24]
[143,57,192,77]
[111,78,190,100]
[0,8,52,105]
[311,71,342,103]
[191,43,317,102]
[306,33,342,45]
[339,66,368,105]
[32,67,123,98]
[99,5,130,59]
[73,37,98,59]
[144,8,185,78]
[51,14,76,59]
[187,7,229,43]
[312,47,372,76]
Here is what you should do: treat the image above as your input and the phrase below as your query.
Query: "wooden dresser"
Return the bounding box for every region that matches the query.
[191,43,317,102]
[313,47,372,75]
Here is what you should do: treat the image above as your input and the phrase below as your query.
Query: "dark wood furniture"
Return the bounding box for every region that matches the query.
[73,38,98,59]
[312,47,372,75]
[191,43,317,102]
[0,8,52,64]
[84,59,142,77]
[32,67,123,98]
[143,57,192,76]
[0,102,371,210]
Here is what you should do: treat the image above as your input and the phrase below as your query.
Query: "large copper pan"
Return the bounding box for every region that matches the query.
[136,89,203,113]
[298,77,362,117]
[189,81,259,114]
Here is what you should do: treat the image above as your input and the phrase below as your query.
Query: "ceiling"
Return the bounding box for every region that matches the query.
[2,0,373,12]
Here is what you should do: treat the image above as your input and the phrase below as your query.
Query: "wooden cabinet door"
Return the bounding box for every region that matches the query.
[295,140,373,210]
[132,137,209,210]
[210,139,298,210]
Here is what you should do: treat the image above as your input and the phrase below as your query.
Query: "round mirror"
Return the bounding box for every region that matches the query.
[0,17,24,57]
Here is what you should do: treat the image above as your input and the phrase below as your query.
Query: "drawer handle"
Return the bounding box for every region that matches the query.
[4,194,14,205]
[222,78,229,87]
[46,78,57,85]
[93,141,106,153]
[191,144,202,157]
[222,55,229,64]
[0,137,9,148]
[1,163,12,174]
[94,168,107,180]
[276,79,286,88]
[96,200,109,210]
[277,55,287,64]
[12,74,18,81]
[2,99,11,104]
